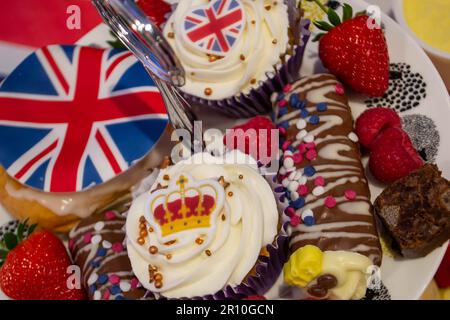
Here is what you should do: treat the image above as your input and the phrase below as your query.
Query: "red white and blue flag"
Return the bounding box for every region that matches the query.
[0,45,168,192]
[183,0,244,55]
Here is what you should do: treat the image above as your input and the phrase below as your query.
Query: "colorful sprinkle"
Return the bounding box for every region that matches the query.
[296,100,306,109]
[120,281,131,292]
[288,181,299,192]
[94,221,105,231]
[89,284,96,294]
[278,108,288,116]
[285,207,295,217]
[303,135,315,143]
[304,166,316,177]
[298,143,307,154]
[300,109,309,119]
[291,197,305,209]
[278,121,289,129]
[90,260,100,268]
[283,84,293,93]
[115,295,125,300]
[274,186,285,193]
[305,142,316,150]
[282,178,290,187]
[296,119,307,130]
[314,176,325,186]
[303,216,315,226]
[290,94,299,107]
[103,290,111,300]
[278,99,287,107]
[68,239,74,250]
[348,132,359,143]
[130,278,139,289]
[306,149,317,160]
[109,274,121,285]
[102,240,112,249]
[112,242,124,253]
[97,274,108,285]
[335,83,345,95]
[297,184,309,196]
[344,189,357,200]
[83,232,93,244]
[278,127,286,135]
[105,211,116,220]
[97,247,107,257]
[296,129,308,141]
[293,152,303,163]
[282,140,292,151]
[290,215,301,226]
[312,186,325,196]
[277,93,285,101]
[110,285,121,295]
[301,209,315,226]
[87,272,98,286]
[93,290,101,300]
[290,191,300,201]
[324,196,337,208]
[309,115,320,125]
[91,235,102,245]
[283,156,294,168]
[316,102,328,112]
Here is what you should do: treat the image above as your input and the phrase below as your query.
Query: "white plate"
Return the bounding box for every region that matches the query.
[1,0,449,300]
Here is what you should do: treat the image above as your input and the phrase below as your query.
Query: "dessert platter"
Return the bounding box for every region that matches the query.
[0,0,449,300]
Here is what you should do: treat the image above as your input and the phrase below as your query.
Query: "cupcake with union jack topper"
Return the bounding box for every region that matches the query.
[0,45,174,233]
[162,0,310,117]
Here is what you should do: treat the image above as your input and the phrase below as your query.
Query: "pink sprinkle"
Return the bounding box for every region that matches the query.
[290,215,301,226]
[279,127,286,135]
[278,99,287,107]
[130,278,139,289]
[68,239,75,250]
[285,207,295,217]
[283,84,292,93]
[335,83,345,95]
[83,232,92,244]
[324,196,337,208]
[103,290,111,300]
[293,152,303,164]
[306,149,317,161]
[105,211,116,220]
[314,176,325,187]
[112,242,124,253]
[344,189,357,200]
[109,274,120,285]
[305,142,316,150]
[297,184,309,196]
[298,143,307,154]
[282,140,291,151]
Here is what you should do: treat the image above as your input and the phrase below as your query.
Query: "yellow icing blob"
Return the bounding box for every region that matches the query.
[284,245,323,287]
[403,0,450,53]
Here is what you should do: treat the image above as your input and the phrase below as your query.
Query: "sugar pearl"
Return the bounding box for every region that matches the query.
[288,171,297,180]
[344,189,357,200]
[296,119,307,130]
[94,221,105,231]
[324,196,337,208]
[297,184,308,196]
[120,281,131,292]
[282,178,290,187]
[290,191,300,201]
[93,290,101,300]
[288,181,299,192]
[279,167,287,175]
[312,186,325,196]
[296,130,307,140]
[348,132,359,142]
[314,176,325,186]
[301,209,314,219]
[294,170,303,180]
[87,272,98,286]
[283,157,294,168]
[290,215,301,226]
[298,176,307,185]
[91,235,102,244]
[102,240,112,249]
[303,135,314,143]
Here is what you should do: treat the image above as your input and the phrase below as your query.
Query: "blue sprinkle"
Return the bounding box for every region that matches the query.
[115,295,126,300]
[90,260,100,269]
[285,190,291,198]
[296,100,306,109]
[89,284,96,294]
[291,197,305,209]
[97,274,108,285]
[97,248,107,257]
[271,112,276,122]
[309,115,320,125]
[279,195,286,202]
[300,109,309,119]
[304,166,316,177]
[110,285,121,295]
[278,108,288,116]
[278,121,289,129]
[288,145,296,152]
[317,102,328,112]
[289,94,299,107]
[277,93,285,101]
[274,186,284,193]
[303,216,315,226]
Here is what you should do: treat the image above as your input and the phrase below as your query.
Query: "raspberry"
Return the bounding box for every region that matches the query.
[355,108,401,149]
[369,127,423,183]
[224,116,276,164]
[136,0,172,28]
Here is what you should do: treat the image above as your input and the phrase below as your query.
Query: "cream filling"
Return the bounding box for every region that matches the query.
[126,151,278,298]
[163,0,289,100]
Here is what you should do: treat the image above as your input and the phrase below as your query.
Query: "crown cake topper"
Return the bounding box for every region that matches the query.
[145,173,225,241]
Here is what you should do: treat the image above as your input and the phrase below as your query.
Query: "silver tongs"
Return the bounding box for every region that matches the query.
[92,0,197,136]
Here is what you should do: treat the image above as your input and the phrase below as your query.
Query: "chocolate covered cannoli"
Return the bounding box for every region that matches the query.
[274,74,382,300]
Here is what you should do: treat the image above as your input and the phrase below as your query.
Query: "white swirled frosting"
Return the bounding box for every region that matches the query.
[163,0,289,100]
[126,152,278,298]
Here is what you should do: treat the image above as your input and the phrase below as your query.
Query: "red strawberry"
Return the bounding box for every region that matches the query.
[311,1,389,97]
[355,107,401,149]
[435,244,450,288]
[224,116,276,164]
[369,127,423,183]
[0,223,86,300]
[136,0,172,28]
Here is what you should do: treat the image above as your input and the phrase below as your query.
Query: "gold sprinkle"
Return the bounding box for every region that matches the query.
[154,281,163,289]
[205,250,212,256]
[160,156,171,169]
[204,87,213,96]
[272,39,278,44]
[154,273,163,282]
[167,32,175,39]
[139,229,148,237]
[195,238,204,245]
[221,214,226,221]
[238,174,244,180]
[209,55,217,62]
[137,237,145,245]
[163,174,170,181]
[148,227,154,233]
[164,239,177,246]
[265,5,271,10]
[190,72,196,76]
[228,191,233,197]
[218,176,230,189]
[273,1,278,5]
[251,20,256,25]
[139,216,146,223]
[149,245,158,254]
[139,222,146,230]
[240,54,246,61]
[166,254,172,260]
[148,265,158,272]
[250,78,257,85]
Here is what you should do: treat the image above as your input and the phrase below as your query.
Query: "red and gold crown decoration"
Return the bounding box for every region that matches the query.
[147,174,225,238]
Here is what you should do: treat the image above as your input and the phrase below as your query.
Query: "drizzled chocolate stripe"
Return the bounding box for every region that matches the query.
[275,74,382,266]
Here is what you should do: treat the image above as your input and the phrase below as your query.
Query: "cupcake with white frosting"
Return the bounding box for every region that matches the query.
[125,151,288,299]
[163,0,310,117]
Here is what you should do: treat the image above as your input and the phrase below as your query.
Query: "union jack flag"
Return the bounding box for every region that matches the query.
[183,0,244,55]
[0,45,168,192]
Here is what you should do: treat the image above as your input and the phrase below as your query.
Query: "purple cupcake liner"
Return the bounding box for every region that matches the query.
[181,1,311,118]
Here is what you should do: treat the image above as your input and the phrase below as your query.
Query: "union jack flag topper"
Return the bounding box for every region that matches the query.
[0,45,168,193]
[183,0,245,55]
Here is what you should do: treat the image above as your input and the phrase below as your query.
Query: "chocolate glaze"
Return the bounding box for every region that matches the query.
[275,74,382,266]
